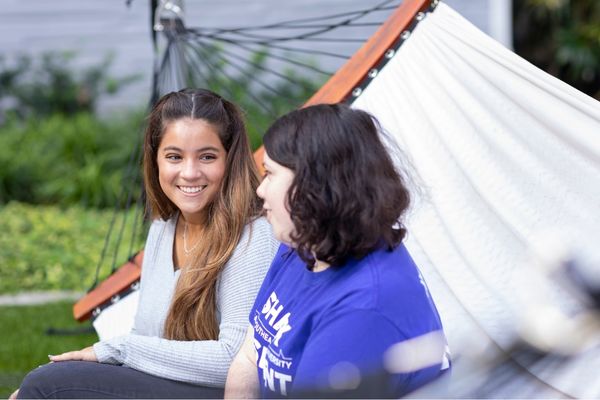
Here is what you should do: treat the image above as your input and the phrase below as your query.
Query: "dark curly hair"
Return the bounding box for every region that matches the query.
[263,103,411,268]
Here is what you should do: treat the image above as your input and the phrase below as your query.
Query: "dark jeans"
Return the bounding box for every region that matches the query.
[17,361,224,399]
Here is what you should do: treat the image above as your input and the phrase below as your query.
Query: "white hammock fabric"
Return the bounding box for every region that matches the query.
[352,2,600,397]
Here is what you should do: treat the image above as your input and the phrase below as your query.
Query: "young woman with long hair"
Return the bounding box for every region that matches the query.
[225,104,450,398]
[14,88,279,399]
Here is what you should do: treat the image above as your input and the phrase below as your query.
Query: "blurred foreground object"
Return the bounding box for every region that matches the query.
[408,233,600,398]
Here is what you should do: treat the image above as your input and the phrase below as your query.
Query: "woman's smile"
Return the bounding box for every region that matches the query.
[178,185,207,195]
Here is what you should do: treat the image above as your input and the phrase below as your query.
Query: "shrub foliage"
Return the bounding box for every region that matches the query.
[0,112,144,208]
[0,202,146,294]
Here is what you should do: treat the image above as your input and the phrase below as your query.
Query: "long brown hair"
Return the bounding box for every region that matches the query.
[143,88,261,340]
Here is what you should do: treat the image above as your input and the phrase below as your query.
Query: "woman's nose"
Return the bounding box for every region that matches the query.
[181,159,202,180]
[256,178,266,199]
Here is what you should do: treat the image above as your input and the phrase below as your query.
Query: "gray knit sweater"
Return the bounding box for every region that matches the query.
[93,215,279,387]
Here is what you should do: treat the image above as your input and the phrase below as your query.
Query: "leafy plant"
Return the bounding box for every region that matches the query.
[0,202,146,294]
[0,112,144,207]
[514,0,600,99]
[0,46,323,208]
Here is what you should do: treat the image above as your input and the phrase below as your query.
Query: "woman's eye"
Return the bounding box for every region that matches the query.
[166,154,181,160]
[200,154,217,161]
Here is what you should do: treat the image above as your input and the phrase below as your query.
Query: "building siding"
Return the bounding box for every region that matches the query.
[1,0,509,113]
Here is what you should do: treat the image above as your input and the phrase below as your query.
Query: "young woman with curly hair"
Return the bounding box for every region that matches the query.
[225,103,450,398]
[14,89,279,399]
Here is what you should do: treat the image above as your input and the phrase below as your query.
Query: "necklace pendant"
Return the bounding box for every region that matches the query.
[183,221,202,255]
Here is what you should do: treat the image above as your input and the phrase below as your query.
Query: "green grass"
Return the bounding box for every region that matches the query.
[0,202,142,396]
[0,202,144,395]
[0,301,98,397]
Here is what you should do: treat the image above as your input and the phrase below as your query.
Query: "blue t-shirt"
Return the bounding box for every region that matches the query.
[250,243,450,398]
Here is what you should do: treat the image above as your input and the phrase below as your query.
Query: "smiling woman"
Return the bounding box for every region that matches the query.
[13,89,279,399]
[157,118,227,226]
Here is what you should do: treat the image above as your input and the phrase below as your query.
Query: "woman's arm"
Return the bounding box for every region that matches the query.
[225,326,259,398]
[93,218,278,387]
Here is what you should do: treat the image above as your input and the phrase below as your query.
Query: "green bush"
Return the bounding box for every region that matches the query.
[0,202,146,295]
[514,0,600,99]
[0,51,146,208]
[0,112,144,208]
[0,47,323,208]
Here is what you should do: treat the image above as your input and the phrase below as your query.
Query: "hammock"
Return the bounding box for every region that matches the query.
[351,2,600,397]
[74,0,600,396]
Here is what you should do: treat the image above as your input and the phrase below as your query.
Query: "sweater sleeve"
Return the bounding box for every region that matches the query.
[94,217,279,387]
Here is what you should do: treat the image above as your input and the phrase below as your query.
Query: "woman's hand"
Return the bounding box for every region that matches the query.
[7,347,97,399]
[49,346,98,362]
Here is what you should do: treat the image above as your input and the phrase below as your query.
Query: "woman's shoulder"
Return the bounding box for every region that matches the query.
[356,244,421,291]
[364,244,440,317]
[143,216,176,261]
[326,244,419,305]
[367,243,420,281]
[220,216,279,284]
[229,215,279,261]
[246,215,271,235]
[239,216,277,247]
[146,216,175,241]
[148,214,176,229]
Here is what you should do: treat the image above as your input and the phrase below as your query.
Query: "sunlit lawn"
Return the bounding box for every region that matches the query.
[0,202,144,397]
[0,301,97,398]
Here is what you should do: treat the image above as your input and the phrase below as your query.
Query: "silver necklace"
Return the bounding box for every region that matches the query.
[182,221,202,255]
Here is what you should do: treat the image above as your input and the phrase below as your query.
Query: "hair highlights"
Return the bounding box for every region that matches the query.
[143,88,261,340]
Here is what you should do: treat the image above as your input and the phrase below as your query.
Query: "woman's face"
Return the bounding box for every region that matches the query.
[257,151,295,245]
[157,118,227,224]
